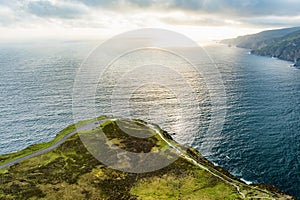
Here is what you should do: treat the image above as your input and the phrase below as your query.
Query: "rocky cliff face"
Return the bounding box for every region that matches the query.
[251,30,300,62]
[222,27,300,64]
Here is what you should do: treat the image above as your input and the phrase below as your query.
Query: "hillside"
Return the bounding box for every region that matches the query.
[251,30,300,62]
[222,27,300,65]
[0,117,295,199]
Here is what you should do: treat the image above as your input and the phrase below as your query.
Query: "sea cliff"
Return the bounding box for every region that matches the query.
[222,27,300,65]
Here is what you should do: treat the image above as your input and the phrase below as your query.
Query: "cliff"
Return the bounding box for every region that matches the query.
[222,27,300,64]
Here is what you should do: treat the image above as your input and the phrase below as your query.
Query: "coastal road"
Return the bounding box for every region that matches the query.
[149,123,279,199]
[0,119,277,199]
[0,119,104,169]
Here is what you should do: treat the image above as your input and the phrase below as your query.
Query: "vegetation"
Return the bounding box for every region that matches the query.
[222,26,300,63]
[0,116,108,166]
[251,30,300,62]
[222,26,300,49]
[0,117,295,199]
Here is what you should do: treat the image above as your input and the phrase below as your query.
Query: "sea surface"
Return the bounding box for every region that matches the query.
[0,41,299,198]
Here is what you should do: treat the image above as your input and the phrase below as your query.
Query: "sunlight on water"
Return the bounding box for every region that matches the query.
[0,42,299,198]
[95,48,212,146]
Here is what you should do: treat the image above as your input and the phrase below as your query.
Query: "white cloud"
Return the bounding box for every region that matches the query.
[0,0,299,41]
[27,0,89,18]
[0,6,16,25]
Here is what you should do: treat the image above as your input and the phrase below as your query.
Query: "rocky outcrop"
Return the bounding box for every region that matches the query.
[294,58,300,66]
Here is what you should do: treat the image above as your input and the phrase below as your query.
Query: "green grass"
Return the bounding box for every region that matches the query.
[0,117,294,200]
[130,169,241,200]
[0,116,109,166]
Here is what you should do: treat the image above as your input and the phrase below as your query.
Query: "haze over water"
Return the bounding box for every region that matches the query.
[0,41,299,198]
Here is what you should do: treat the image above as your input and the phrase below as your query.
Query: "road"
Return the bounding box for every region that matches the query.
[0,120,103,169]
[0,119,278,199]
[148,123,277,199]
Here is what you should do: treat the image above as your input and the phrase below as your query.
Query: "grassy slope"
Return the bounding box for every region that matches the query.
[0,118,295,200]
[0,116,108,167]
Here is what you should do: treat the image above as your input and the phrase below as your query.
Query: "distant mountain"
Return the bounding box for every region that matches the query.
[222,27,300,65]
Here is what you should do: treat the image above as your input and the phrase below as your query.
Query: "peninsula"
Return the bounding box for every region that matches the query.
[0,116,295,199]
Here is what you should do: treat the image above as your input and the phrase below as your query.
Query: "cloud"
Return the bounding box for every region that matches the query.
[160,13,236,27]
[60,0,300,17]
[68,0,160,8]
[68,0,118,7]
[0,0,299,41]
[240,16,300,27]
[171,0,205,10]
[0,6,16,26]
[168,0,300,17]
[0,1,31,27]
[27,0,88,19]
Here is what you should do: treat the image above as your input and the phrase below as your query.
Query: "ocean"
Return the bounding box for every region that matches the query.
[0,41,299,198]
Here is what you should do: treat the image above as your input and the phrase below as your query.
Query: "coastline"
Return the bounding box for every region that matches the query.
[221,42,298,66]
[0,116,295,199]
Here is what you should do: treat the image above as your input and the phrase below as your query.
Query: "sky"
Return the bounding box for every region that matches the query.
[0,0,300,42]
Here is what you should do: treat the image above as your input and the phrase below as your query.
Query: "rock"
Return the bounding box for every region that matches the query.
[294,58,300,66]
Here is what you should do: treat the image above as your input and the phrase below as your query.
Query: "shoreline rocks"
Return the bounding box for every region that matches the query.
[294,58,300,66]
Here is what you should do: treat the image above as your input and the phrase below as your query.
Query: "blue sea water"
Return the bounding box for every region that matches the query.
[0,41,94,153]
[0,41,299,198]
